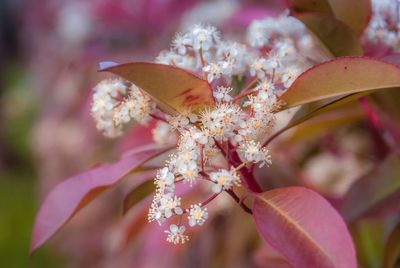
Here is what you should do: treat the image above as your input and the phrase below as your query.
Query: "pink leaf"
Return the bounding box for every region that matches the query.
[30,146,169,253]
[253,187,357,268]
[340,155,400,222]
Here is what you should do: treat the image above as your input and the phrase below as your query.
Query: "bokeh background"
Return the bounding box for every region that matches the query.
[3,0,399,267]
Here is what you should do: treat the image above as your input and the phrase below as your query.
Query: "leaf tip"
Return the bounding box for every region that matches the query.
[98,61,119,72]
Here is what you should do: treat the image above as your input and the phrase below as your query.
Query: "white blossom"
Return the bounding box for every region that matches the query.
[191,24,220,51]
[209,167,241,193]
[91,79,155,137]
[281,67,301,88]
[249,58,268,79]
[148,194,183,224]
[203,63,222,82]
[152,121,177,145]
[187,204,208,227]
[91,13,327,245]
[213,86,233,102]
[365,0,400,50]
[165,224,189,244]
[172,33,192,55]
[239,140,272,167]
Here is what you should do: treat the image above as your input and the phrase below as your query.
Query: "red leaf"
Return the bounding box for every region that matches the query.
[280,56,400,109]
[253,187,356,268]
[30,146,169,253]
[99,62,214,114]
[116,119,157,154]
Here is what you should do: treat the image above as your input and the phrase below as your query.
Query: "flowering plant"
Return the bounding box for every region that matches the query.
[31,0,400,267]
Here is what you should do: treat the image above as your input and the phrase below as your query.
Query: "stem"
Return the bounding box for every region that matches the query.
[234,162,247,171]
[359,97,400,157]
[232,88,258,103]
[214,139,262,193]
[214,139,227,158]
[229,147,263,193]
[199,48,206,67]
[242,76,258,92]
[200,193,219,207]
[198,171,253,214]
[181,193,219,215]
[200,145,205,172]
[150,113,168,123]
[271,68,276,83]
[262,127,287,148]
[226,189,252,214]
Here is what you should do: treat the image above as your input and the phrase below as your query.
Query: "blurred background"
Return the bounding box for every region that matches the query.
[2,0,399,267]
[0,0,286,267]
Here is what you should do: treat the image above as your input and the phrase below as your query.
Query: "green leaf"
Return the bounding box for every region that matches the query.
[327,0,371,37]
[383,221,400,268]
[99,62,215,114]
[288,0,371,36]
[294,13,363,57]
[123,180,154,214]
[284,93,365,126]
[280,57,400,109]
[265,93,366,146]
[351,220,384,268]
[285,105,363,143]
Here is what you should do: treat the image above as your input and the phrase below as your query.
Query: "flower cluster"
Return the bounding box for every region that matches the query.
[92,13,318,244]
[365,0,400,50]
[91,79,155,137]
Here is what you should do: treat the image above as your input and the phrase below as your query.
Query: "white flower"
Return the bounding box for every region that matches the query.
[154,167,175,193]
[239,140,272,167]
[281,67,301,88]
[216,41,249,74]
[203,61,233,82]
[365,0,400,50]
[90,79,156,137]
[152,121,177,145]
[172,33,192,54]
[148,194,183,224]
[213,86,233,102]
[159,195,183,218]
[209,167,241,193]
[249,58,268,79]
[244,87,277,112]
[155,50,196,70]
[203,63,222,82]
[167,114,190,131]
[91,93,114,116]
[165,224,189,244]
[189,127,211,146]
[113,103,130,125]
[124,84,156,124]
[275,39,297,61]
[200,103,243,141]
[246,19,273,47]
[187,204,208,227]
[264,53,280,71]
[191,24,220,51]
[91,79,126,137]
